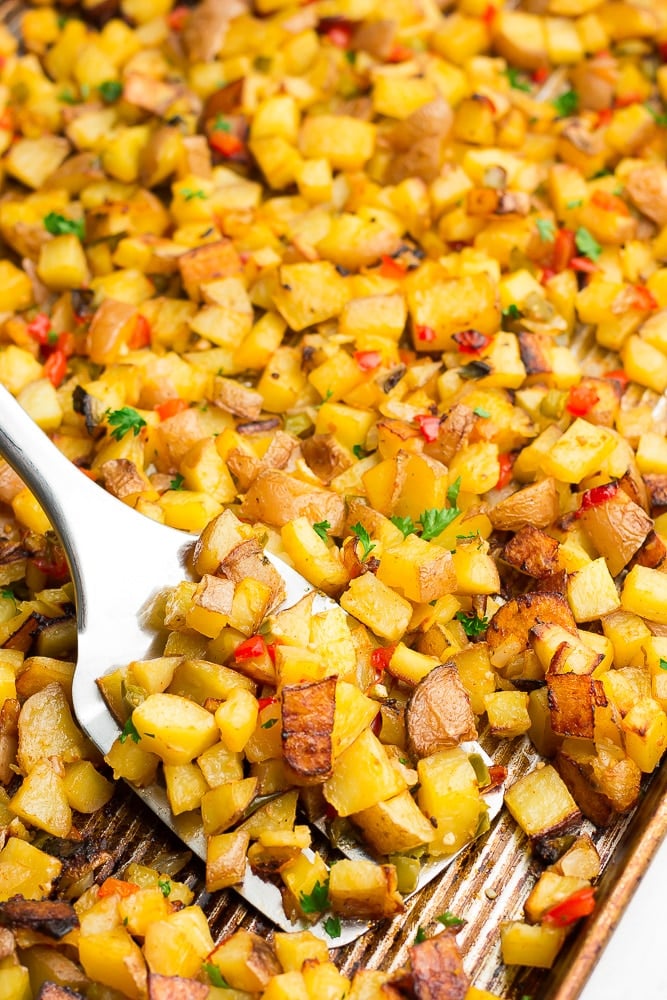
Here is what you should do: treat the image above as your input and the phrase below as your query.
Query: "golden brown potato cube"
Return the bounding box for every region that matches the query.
[500,921,565,969]
[147,973,208,1000]
[484,690,531,739]
[409,932,470,1000]
[200,776,258,836]
[547,673,607,739]
[549,834,601,881]
[351,789,435,856]
[323,729,406,817]
[206,929,281,993]
[177,240,242,300]
[486,593,577,669]
[578,488,652,577]
[502,526,561,579]
[524,870,591,924]
[555,741,640,827]
[281,677,336,782]
[240,470,346,535]
[328,860,404,920]
[504,765,580,839]
[490,478,560,532]
[206,830,250,892]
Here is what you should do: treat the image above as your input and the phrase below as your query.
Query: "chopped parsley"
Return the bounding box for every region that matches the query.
[58,89,77,105]
[43,212,85,240]
[181,187,207,201]
[323,915,342,938]
[98,80,123,104]
[414,926,428,943]
[212,115,231,132]
[536,218,556,242]
[119,718,140,744]
[566,199,583,209]
[502,304,522,320]
[350,523,376,562]
[1,588,14,601]
[473,406,491,418]
[202,963,230,988]
[105,407,147,441]
[455,611,489,638]
[299,879,329,914]
[437,910,464,928]
[552,89,579,117]
[419,507,460,541]
[352,443,367,459]
[504,67,531,93]
[390,515,417,538]
[313,520,331,541]
[169,474,185,490]
[447,476,462,508]
[575,226,602,261]
[645,103,667,127]
[157,878,172,897]
[261,718,278,730]
[659,658,667,671]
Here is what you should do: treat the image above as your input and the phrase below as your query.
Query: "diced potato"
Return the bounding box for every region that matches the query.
[567,557,620,622]
[340,573,413,642]
[131,693,219,764]
[500,921,565,969]
[0,837,62,902]
[621,565,667,626]
[417,747,483,855]
[542,419,617,484]
[323,728,406,817]
[328,859,404,920]
[504,765,580,839]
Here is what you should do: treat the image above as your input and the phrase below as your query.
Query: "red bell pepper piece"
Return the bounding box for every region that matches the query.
[380,254,407,279]
[482,4,497,25]
[532,66,549,84]
[371,645,396,675]
[604,368,629,388]
[625,285,658,311]
[552,228,576,272]
[387,43,414,63]
[31,543,69,580]
[128,314,151,350]
[566,383,599,416]
[614,93,643,108]
[354,350,382,372]
[209,131,244,158]
[453,329,491,355]
[257,696,278,711]
[596,107,613,127]
[43,349,68,388]
[155,398,189,421]
[27,313,53,345]
[98,877,140,899]
[542,886,596,927]
[415,413,441,443]
[322,22,354,48]
[167,6,189,31]
[415,325,437,343]
[591,190,629,215]
[571,255,599,274]
[579,481,619,513]
[496,453,514,490]
[234,635,268,661]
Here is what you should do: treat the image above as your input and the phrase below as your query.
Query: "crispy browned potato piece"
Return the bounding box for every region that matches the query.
[406,931,470,1000]
[148,972,209,1000]
[489,477,560,531]
[406,663,477,759]
[219,539,285,611]
[328,859,405,920]
[547,674,607,739]
[578,488,653,576]
[502,525,560,578]
[0,697,18,785]
[281,677,336,781]
[352,789,435,856]
[486,592,577,669]
[240,469,346,534]
[302,434,354,484]
[211,376,263,420]
[177,239,242,300]
[555,743,641,827]
[549,834,601,881]
[630,529,667,569]
[0,898,78,939]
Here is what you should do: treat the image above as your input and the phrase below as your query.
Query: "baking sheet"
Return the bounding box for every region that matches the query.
[3,2,667,996]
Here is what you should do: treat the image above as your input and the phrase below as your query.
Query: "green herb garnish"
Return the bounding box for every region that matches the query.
[415,926,428,943]
[202,963,230,988]
[447,476,462,508]
[659,658,667,671]
[43,212,85,240]
[98,80,123,104]
[552,89,579,117]
[352,443,367,459]
[473,407,491,418]
[455,611,489,638]
[504,67,531,92]
[119,718,140,744]
[299,879,329,914]
[419,507,460,541]
[566,199,583,209]
[157,878,172,898]
[536,218,556,242]
[170,474,185,490]
[390,515,417,538]
[261,718,278,730]
[350,523,376,562]
[437,910,465,928]
[181,187,207,201]
[575,226,602,261]
[323,915,342,938]
[313,520,331,542]
[106,407,147,441]
[502,304,522,320]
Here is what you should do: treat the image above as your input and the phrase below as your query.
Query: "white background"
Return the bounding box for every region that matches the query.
[579,835,667,999]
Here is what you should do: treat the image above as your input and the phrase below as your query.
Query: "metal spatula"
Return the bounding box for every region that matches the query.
[0,385,503,944]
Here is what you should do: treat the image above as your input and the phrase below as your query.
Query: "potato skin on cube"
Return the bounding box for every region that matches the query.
[504,765,580,839]
[406,663,477,759]
[408,931,470,1000]
[281,677,336,781]
[328,859,404,920]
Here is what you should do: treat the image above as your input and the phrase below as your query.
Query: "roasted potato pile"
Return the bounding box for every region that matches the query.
[2,0,667,996]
